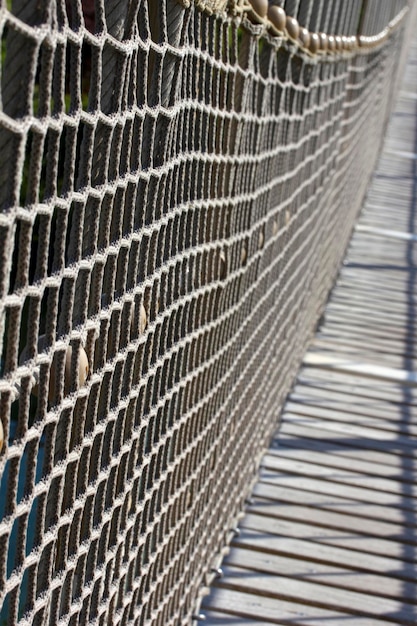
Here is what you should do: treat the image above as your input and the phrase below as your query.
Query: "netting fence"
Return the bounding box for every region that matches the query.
[0,0,415,624]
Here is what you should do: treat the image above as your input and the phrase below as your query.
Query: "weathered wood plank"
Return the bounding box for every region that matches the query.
[262,452,417,510]
[223,546,417,605]
[279,420,417,466]
[307,342,417,370]
[355,225,417,240]
[200,611,272,625]
[338,270,417,297]
[307,341,417,372]
[259,465,417,513]
[329,290,417,317]
[291,375,417,409]
[209,566,416,623]
[253,480,417,528]
[324,302,417,331]
[231,528,417,582]
[314,329,417,360]
[303,352,417,387]
[246,499,417,546]
[241,512,417,561]
[288,386,417,424]
[202,587,392,625]
[268,442,417,483]
[275,431,417,474]
[284,400,417,438]
[298,367,417,404]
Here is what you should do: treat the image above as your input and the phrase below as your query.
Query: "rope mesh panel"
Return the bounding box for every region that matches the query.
[0,0,414,624]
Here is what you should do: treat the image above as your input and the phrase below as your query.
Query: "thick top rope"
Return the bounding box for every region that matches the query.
[176,0,409,54]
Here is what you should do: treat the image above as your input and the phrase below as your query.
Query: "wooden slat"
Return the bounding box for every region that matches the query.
[283,404,417,448]
[253,480,416,528]
[356,225,417,243]
[315,329,417,359]
[338,270,417,297]
[298,367,417,403]
[291,381,417,417]
[299,364,417,395]
[281,412,417,453]
[241,511,415,561]
[330,290,417,317]
[309,337,417,365]
[322,317,415,341]
[246,500,417,548]
[324,302,417,331]
[259,465,416,511]
[209,566,415,623]
[232,529,417,581]
[261,453,417,504]
[288,387,417,424]
[303,352,417,387]
[200,611,272,625]
[279,420,417,467]
[202,587,393,626]
[223,547,417,606]
[276,431,417,474]
[268,440,417,482]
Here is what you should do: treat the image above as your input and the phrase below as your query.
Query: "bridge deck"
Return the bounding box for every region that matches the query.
[200,38,417,626]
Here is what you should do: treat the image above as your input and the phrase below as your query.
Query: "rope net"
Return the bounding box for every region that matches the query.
[0,0,413,624]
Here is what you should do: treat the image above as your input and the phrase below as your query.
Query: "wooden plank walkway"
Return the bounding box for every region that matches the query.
[199,38,417,626]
